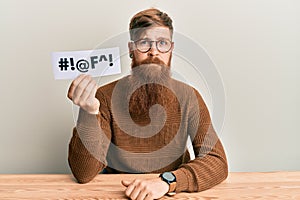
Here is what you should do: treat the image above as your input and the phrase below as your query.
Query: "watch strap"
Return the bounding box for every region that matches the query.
[159,172,177,193]
[168,181,176,193]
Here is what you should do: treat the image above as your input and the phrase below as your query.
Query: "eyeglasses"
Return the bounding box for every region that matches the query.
[133,39,173,53]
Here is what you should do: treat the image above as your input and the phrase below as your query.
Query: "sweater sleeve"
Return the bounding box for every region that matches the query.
[68,89,112,183]
[172,89,228,192]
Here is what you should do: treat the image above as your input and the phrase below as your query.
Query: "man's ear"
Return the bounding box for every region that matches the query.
[170,42,174,52]
[128,42,134,55]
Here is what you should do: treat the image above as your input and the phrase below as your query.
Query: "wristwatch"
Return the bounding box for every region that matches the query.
[159,172,177,193]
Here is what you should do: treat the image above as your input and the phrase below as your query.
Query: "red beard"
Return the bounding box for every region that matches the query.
[128,56,173,124]
[131,56,171,81]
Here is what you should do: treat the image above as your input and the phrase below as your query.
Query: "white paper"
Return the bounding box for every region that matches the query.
[52,47,121,80]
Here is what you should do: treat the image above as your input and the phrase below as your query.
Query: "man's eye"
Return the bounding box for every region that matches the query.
[139,40,148,45]
[159,40,168,45]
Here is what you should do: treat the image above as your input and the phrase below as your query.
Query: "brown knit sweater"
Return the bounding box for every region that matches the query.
[68,75,228,193]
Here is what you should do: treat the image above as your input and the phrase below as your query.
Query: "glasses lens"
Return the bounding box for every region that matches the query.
[157,40,172,53]
[134,39,172,53]
[135,40,150,52]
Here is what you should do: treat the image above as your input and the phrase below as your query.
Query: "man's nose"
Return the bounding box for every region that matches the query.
[147,42,159,56]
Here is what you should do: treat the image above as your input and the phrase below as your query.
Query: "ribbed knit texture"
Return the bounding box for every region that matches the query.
[68,76,228,192]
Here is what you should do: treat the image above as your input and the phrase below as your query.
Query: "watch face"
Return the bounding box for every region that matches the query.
[163,172,176,182]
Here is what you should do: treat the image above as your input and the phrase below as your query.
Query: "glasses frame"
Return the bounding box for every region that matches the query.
[132,39,174,53]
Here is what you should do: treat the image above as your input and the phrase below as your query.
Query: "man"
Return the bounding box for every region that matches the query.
[67,8,228,200]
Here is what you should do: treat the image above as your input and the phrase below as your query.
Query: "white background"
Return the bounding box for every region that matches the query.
[0,0,299,173]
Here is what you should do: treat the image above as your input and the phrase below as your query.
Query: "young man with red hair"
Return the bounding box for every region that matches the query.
[68,8,228,200]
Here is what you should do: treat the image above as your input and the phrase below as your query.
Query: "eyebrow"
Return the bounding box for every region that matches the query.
[139,37,171,41]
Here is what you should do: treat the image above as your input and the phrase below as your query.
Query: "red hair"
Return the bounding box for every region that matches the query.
[129,8,173,40]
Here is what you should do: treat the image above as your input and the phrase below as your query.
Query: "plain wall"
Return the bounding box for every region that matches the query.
[0,0,299,173]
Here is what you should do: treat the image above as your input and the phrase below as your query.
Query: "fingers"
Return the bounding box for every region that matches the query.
[72,76,93,105]
[68,74,96,103]
[128,183,140,200]
[136,189,148,200]
[144,194,154,200]
[79,78,96,103]
[124,180,136,198]
[123,179,155,200]
[121,180,131,187]
[87,81,98,101]
[67,74,100,114]
[67,74,86,100]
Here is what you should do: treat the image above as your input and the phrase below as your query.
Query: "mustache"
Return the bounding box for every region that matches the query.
[132,56,168,68]
[139,57,166,66]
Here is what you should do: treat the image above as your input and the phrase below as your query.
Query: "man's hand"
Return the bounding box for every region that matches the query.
[121,178,169,200]
[67,74,100,114]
